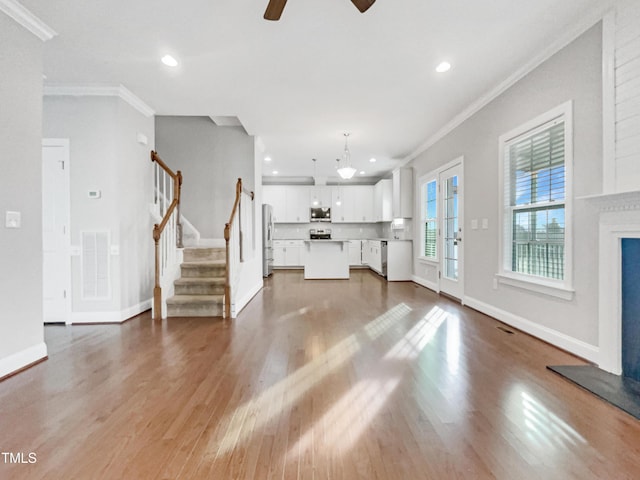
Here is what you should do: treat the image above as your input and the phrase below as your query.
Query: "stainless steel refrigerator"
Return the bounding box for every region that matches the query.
[262,204,274,277]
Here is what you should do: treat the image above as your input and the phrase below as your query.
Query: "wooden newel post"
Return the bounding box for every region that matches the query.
[176,171,183,249]
[224,222,231,319]
[153,225,162,321]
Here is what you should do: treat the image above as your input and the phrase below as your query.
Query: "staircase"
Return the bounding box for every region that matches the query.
[166,247,226,317]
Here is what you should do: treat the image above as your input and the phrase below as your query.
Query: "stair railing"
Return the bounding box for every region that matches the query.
[224,178,254,318]
[151,150,183,320]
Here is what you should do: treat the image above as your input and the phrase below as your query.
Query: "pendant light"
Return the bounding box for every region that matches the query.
[312,158,319,206]
[336,133,357,180]
[334,159,343,206]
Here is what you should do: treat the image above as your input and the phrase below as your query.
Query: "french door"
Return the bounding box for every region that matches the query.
[439,162,464,300]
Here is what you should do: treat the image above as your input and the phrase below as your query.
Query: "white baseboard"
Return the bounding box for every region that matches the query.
[0,342,48,379]
[464,295,599,363]
[412,275,439,293]
[71,299,152,324]
[232,281,263,318]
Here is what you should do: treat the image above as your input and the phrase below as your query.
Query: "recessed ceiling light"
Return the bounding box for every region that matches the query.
[161,55,178,67]
[272,170,278,175]
[360,171,365,175]
[264,156,272,162]
[436,61,451,73]
[369,158,376,163]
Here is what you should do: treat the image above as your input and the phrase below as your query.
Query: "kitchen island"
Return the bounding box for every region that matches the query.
[303,240,350,279]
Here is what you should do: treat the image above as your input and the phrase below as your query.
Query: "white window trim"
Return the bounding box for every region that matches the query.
[417,173,438,262]
[497,100,574,300]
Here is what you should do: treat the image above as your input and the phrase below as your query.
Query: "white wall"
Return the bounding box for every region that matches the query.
[43,95,155,321]
[409,24,603,357]
[115,100,155,312]
[155,116,255,239]
[233,137,264,316]
[0,13,47,376]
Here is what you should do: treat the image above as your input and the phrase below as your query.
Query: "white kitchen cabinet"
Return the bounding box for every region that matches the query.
[309,186,333,207]
[264,186,310,223]
[348,240,362,266]
[263,185,287,223]
[285,186,310,223]
[392,168,413,218]
[387,240,412,281]
[273,240,304,267]
[273,241,286,266]
[332,185,374,223]
[374,179,392,222]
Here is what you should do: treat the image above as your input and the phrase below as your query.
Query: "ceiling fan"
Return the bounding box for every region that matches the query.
[264,0,376,21]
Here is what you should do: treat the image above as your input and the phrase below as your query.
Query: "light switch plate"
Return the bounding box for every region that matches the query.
[5,211,21,228]
[110,245,120,255]
[482,218,489,229]
[471,219,478,230]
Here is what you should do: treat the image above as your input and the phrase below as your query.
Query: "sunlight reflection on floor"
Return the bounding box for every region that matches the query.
[214,303,413,456]
[506,386,587,455]
[287,377,401,458]
[384,306,448,360]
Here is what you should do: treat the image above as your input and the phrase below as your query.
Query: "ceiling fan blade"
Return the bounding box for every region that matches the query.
[264,0,288,21]
[351,0,375,13]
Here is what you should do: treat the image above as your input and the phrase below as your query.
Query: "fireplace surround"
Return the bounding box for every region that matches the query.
[586,190,640,375]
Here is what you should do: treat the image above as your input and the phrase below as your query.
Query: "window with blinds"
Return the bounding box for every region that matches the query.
[504,116,566,280]
[423,179,437,258]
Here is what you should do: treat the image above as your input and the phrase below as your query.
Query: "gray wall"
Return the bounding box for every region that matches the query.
[410,24,603,346]
[0,14,46,370]
[155,116,255,238]
[43,95,155,315]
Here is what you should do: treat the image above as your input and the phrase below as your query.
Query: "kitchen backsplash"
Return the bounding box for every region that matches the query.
[274,223,382,240]
[273,220,413,240]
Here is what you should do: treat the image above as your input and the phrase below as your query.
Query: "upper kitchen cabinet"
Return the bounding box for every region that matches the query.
[309,186,332,208]
[263,185,286,222]
[263,185,310,223]
[392,167,413,218]
[332,185,374,223]
[286,186,310,223]
[374,179,392,222]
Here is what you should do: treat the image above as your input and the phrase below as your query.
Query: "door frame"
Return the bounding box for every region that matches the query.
[438,158,464,302]
[42,138,72,324]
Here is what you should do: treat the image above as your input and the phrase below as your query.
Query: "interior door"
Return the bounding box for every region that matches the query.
[42,139,71,324]
[439,163,464,300]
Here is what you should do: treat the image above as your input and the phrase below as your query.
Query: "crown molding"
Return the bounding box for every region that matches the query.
[43,84,155,118]
[0,0,57,41]
[400,0,615,166]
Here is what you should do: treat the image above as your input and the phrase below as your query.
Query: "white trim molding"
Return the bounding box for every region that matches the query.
[464,296,599,363]
[71,299,152,324]
[400,2,614,165]
[43,84,155,118]
[0,342,48,379]
[0,0,57,41]
[232,281,263,319]
[590,192,640,374]
[412,275,439,294]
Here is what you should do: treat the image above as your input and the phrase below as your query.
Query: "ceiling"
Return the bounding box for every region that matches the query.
[23,0,607,181]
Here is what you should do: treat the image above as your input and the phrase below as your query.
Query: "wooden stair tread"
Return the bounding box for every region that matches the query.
[167,294,224,304]
[181,260,226,267]
[174,277,225,284]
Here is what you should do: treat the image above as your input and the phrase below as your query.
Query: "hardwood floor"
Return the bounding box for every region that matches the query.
[1,270,640,479]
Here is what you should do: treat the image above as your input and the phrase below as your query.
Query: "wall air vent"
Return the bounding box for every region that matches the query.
[81,231,111,299]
